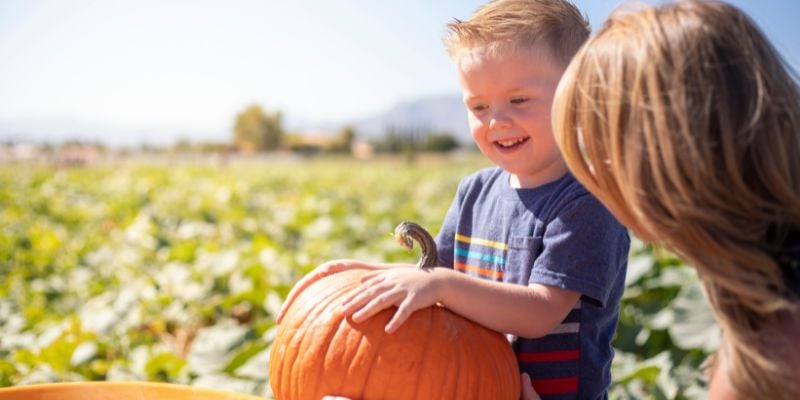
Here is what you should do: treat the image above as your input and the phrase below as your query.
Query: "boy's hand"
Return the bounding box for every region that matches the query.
[275,259,402,323]
[521,373,541,400]
[339,266,442,333]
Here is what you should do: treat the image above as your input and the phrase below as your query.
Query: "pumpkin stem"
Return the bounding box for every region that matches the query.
[393,221,438,269]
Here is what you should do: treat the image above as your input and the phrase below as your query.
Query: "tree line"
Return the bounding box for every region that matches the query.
[233,104,462,155]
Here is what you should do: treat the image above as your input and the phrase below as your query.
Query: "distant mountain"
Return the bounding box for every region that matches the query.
[350,93,470,143]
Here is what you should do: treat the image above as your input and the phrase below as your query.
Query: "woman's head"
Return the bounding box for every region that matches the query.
[555,0,800,243]
[554,0,800,300]
[553,0,800,397]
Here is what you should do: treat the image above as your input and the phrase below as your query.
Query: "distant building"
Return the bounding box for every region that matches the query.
[54,144,103,167]
[350,140,374,160]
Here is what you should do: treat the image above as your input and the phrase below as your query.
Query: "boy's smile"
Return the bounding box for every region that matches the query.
[457,45,567,188]
[495,137,529,150]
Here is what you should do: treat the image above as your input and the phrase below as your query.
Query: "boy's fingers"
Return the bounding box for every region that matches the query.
[350,291,398,323]
[277,261,397,323]
[341,271,388,308]
[385,297,416,333]
[339,289,370,316]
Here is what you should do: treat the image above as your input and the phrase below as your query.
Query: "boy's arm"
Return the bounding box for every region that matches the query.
[342,266,580,338]
[438,268,580,338]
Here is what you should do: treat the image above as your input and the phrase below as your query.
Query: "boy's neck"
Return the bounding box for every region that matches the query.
[508,163,569,189]
[508,171,567,189]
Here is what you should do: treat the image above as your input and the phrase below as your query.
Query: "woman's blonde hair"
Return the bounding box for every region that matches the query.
[553,0,800,398]
[443,0,589,67]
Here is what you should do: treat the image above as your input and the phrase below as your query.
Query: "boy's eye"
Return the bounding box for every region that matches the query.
[470,104,488,112]
[510,97,529,105]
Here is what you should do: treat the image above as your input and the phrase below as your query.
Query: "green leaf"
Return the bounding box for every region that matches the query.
[144,352,187,381]
[223,341,269,374]
[0,359,17,386]
[39,335,80,375]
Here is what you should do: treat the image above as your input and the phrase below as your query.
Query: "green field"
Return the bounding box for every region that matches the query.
[0,155,718,399]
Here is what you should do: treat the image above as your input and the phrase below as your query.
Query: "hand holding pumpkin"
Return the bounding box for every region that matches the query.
[275,259,398,323]
[270,222,523,399]
[339,264,443,333]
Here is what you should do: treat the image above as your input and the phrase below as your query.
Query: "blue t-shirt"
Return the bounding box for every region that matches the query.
[435,167,630,400]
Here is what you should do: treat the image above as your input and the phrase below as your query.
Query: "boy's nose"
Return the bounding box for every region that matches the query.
[489,114,513,130]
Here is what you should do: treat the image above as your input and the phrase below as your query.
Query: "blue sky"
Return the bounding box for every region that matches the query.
[0,0,798,146]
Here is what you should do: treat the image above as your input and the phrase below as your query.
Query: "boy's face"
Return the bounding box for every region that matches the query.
[457,45,566,188]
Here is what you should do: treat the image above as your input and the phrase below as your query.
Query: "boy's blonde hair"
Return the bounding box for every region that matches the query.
[443,0,589,66]
[553,1,800,398]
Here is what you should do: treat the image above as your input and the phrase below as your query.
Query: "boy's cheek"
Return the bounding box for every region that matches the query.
[466,119,485,137]
[466,111,482,126]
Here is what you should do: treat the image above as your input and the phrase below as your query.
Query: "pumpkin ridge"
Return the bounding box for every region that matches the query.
[411,307,435,400]
[469,318,485,399]
[383,305,433,399]
[346,321,373,398]
[434,310,457,400]
[357,309,395,398]
[453,313,472,399]
[340,272,392,398]
[318,297,362,399]
[329,309,357,398]
[492,324,520,397]
[476,320,499,398]
[286,274,355,398]
[274,317,300,397]
[481,322,503,398]
[435,309,454,400]
[441,313,464,399]
[305,286,349,399]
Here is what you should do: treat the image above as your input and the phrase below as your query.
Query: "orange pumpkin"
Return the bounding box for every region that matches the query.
[269,268,521,400]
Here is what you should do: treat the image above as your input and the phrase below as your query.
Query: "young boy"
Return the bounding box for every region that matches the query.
[278,1,629,398]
